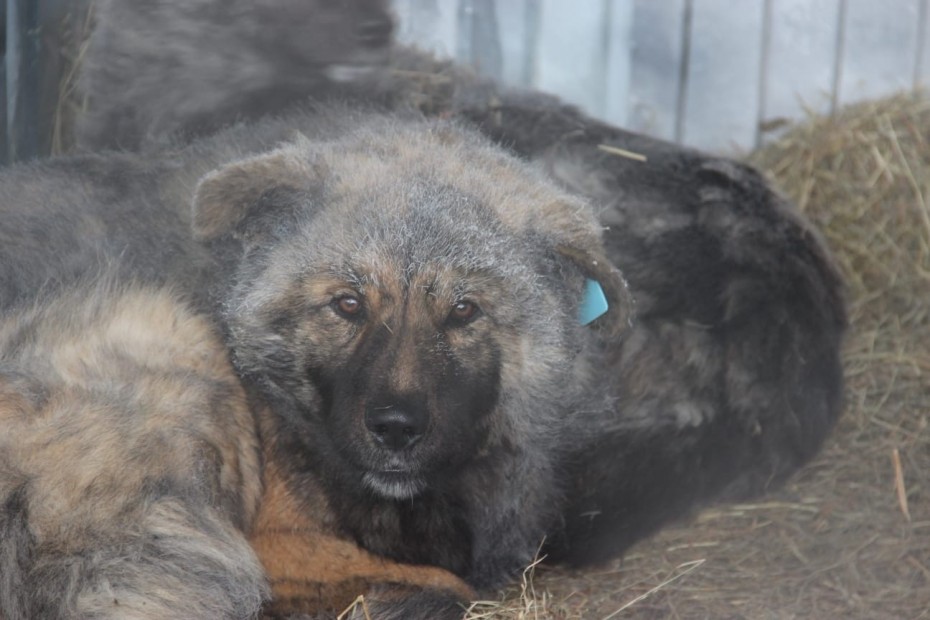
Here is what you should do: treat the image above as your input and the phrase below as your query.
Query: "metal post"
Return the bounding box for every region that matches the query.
[755,0,773,149]
[830,0,848,116]
[0,2,7,165]
[674,0,693,144]
[457,0,502,81]
[6,0,40,162]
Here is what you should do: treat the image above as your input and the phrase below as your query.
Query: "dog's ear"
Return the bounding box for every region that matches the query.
[538,200,634,339]
[556,241,633,340]
[192,142,325,241]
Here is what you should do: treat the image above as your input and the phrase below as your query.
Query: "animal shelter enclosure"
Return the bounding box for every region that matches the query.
[4,0,930,159]
[0,1,927,618]
[394,0,928,151]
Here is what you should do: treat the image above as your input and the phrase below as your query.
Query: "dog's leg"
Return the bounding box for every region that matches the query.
[250,461,474,620]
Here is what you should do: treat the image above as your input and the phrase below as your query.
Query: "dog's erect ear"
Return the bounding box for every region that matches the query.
[192,143,325,241]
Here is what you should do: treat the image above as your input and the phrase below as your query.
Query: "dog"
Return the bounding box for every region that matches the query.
[455,93,848,562]
[191,112,635,592]
[187,105,846,578]
[69,1,848,569]
[0,269,474,620]
[77,0,395,150]
[8,0,847,610]
[0,107,632,616]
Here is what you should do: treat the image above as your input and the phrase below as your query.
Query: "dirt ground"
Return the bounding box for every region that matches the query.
[469,94,930,620]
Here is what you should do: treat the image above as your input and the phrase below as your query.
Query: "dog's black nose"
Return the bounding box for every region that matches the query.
[357,16,394,49]
[365,405,425,451]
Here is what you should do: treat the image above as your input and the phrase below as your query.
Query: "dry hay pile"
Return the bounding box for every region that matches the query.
[473,94,930,619]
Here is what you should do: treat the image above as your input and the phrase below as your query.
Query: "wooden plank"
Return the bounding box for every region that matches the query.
[6,0,40,162]
[763,0,841,129]
[494,0,538,87]
[628,0,686,140]
[915,0,930,89]
[534,0,615,120]
[681,0,766,153]
[393,0,459,60]
[602,0,634,127]
[456,0,503,79]
[838,0,921,105]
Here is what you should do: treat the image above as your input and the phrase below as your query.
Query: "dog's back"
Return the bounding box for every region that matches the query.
[0,276,266,619]
[78,0,395,150]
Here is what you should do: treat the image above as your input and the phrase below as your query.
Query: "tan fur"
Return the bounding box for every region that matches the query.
[0,275,475,618]
[4,112,622,617]
[0,280,268,618]
[0,285,262,531]
[250,451,475,617]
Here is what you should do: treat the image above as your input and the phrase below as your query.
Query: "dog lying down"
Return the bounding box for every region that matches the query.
[0,105,845,618]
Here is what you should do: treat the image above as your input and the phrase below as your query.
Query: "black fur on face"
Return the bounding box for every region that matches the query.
[306,266,504,500]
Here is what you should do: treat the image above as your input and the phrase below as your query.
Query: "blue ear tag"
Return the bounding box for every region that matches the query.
[579,279,609,325]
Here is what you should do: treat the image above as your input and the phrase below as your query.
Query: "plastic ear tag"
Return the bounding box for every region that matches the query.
[579,279,609,325]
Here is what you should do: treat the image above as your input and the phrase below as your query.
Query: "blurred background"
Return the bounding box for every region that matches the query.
[2,0,927,160]
[0,3,927,617]
[394,0,930,152]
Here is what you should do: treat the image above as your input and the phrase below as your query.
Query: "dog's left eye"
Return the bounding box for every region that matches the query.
[446,300,481,327]
[332,294,364,319]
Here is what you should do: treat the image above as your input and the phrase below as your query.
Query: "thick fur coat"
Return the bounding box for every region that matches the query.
[1,109,629,617]
[457,94,847,561]
[72,0,847,564]
[0,267,473,619]
[0,1,848,616]
[191,117,633,588]
[0,276,267,619]
[77,0,394,150]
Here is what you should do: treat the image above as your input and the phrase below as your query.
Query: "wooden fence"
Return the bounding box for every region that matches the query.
[1,0,926,161]
[395,0,930,152]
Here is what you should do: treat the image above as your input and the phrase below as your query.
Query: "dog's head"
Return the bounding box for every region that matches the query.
[251,0,395,79]
[193,116,632,500]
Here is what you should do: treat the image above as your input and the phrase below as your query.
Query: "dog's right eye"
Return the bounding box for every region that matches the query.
[445,300,481,327]
[332,295,363,319]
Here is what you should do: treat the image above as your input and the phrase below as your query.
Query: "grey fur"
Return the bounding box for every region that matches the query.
[15,4,847,604]
[0,109,626,616]
[191,117,631,589]
[77,0,394,150]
